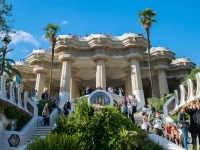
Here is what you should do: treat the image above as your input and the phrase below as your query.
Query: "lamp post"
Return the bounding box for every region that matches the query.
[1,36,11,76]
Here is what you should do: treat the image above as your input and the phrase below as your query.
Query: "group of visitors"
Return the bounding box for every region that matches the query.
[116,95,137,123]
[107,86,124,96]
[140,101,200,150]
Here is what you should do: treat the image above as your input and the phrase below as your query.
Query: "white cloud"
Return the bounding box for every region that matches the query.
[62,20,68,25]
[39,35,48,43]
[21,47,28,53]
[10,30,39,47]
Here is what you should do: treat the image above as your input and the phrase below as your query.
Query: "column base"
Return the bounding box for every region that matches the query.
[59,91,69,107]
[133,90,145,111]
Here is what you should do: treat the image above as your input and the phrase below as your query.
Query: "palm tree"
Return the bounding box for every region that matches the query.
[0,48,22,79]
[138,8,156,97]
[43,23,60,97]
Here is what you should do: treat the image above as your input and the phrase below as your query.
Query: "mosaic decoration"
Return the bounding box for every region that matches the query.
[90,92,110,105]
[8,134,20,147]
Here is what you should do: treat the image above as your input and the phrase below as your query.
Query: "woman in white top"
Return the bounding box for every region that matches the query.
[142,104,149,116]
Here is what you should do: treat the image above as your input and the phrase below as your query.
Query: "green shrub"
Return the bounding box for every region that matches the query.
[15,116,30,131]
[37,100,53,116]
[25,133,79,150]
[4,107,20,120]
[6,124,12,130]
[182,67,200,87]
[147,93,174,114]
[54,97,145,150]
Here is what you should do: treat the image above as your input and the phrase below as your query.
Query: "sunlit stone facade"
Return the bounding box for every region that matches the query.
[15,33,195,108]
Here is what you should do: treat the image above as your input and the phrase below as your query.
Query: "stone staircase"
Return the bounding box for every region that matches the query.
[27,126,52,143]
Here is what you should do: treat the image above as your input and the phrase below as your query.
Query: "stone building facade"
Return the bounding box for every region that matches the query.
[15,33,195,108]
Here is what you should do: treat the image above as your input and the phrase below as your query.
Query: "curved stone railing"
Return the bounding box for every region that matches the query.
[164,72,200,118]
[148,134,186,150]
[0,98,38,150]
[0,75,33,116]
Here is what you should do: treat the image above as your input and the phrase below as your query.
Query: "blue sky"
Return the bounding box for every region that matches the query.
[4,0,200,66]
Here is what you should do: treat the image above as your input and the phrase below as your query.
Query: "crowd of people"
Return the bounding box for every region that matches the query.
[116,95,137,123]
[139,101,200,150]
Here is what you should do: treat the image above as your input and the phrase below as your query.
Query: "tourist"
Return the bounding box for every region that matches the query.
[53,92,59,102]
[63,99,71,117]
[121,96,127,106]
[113,88,117,94]
[150,104,155,114]
[171,125,180,145]
[117,102,121,111]
[141,115,148,131]
[128,102,135,123]
[149,111,163,136]
[43,103,50,126]
[177,106,189,150]
[131,95,137,107]
[187,101,200,148]
[118,87,123,96]
[54,99,61,115]
[142,104,149,117]
[164,122,172,141]
[121,103,128,117]
[41,90,49,100]
[86,86,89,95]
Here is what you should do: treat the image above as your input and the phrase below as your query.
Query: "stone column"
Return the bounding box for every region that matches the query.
[59,59,72,107]
[122,77,128,97]
[44,80,50,92]
[70,68,78,100]
[75,78,81,97]
[124,68,132,98]
[96,59,106,90]
[152,76,160,98]
[157,69,169,97]
[35,72,45,99]
[130,58,145,110]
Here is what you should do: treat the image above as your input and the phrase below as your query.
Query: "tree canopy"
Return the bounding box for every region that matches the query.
[43,23,60,44]
[138,9,156,30]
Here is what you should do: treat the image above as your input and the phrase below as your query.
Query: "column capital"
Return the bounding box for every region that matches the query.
[21,79,27,84]
[154,65,169,71]
[58,52,76,63]
[123,67,130,72]
[125,53,143,62]
[91,53,109,62]
[75,78,81,82]
[71,68,79,73]
[121,76,127,81]
[33,67,48,74]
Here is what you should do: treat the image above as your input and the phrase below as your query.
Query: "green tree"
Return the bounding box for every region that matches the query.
[0,48,21,78]
[182,66,200,87]
[138,9,156,97]
[43,23,60,96]
[0,0,14,34]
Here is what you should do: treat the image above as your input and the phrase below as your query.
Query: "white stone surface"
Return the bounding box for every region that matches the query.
[59,91,69,108]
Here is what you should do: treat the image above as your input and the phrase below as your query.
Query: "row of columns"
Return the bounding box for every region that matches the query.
[33,51,170,109]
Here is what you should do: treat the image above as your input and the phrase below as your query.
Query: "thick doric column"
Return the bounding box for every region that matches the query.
[96,59,106,90]
[44,80,50,92]
[75,78,81,97]
[123,68,132,97]
[70,68,79,99]
[126,50,145,110]
[152,76,160,98]
[157,69,169,97]
[92,52,108,90]
[59,59,72,106]
[154,65,169,97]
[35,72,45,99]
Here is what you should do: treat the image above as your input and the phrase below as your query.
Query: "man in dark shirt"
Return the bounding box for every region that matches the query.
[187,101,200,148]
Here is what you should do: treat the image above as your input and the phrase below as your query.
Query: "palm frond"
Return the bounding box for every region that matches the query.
[43,23,60,39]
[137,8,157,27]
